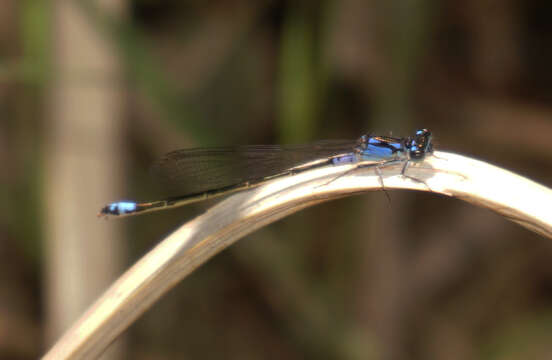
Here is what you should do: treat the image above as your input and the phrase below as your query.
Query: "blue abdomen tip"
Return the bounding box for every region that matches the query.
[102,201,137,216]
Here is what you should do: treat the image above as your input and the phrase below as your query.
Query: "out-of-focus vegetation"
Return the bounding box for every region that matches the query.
[2,0,552,359]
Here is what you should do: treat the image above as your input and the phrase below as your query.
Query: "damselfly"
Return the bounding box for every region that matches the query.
[99,129,433,217]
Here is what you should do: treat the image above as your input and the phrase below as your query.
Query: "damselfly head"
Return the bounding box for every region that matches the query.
[407,129,433,160]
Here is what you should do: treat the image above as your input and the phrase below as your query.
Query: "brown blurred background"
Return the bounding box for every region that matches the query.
[2,0,552,359]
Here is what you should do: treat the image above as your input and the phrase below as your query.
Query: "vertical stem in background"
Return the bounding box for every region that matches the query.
[18,0,49,258]
[45,1,126,357]
[278,4,321,142]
